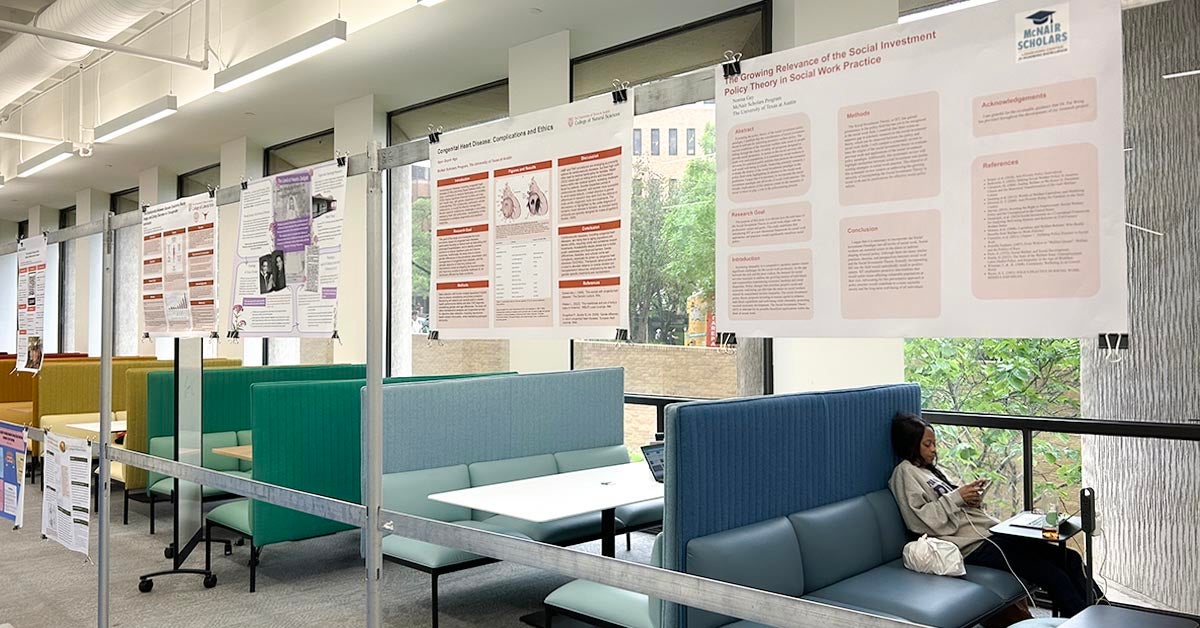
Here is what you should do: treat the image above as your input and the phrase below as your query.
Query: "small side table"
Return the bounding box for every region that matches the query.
[991,514,1084,616]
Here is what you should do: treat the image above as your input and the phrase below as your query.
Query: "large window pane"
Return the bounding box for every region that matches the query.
[387,82,510,376]
[179,164,220,198]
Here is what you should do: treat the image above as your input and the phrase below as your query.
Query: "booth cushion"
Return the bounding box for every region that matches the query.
[207,499,252,535]
[961,564,1029,602]
[468,453,558,487]
[236,430,253,472]
[382,520,530,569]
[555,445,630,473]
[483,512,603,545]
[788,496,883,592]
[803,559,1007,628]
[546,579,653,628]
[381,465,471,523]
[616,499,663,529]
[201,432,240,472]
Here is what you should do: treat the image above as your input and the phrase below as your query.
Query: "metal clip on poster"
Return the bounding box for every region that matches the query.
[209,331,219,340]
[331,329,342,344]
[141,204,149,213]
[613,328,630,349]
[722,50,743,78]
[1099,333,1128,364]
[427,125,443,145]
[206,185,217,199]
[717,331,738,355]
[240,177,248,191]
[336,152,348,168]
[426,330,441,346]
[611,79,630,105]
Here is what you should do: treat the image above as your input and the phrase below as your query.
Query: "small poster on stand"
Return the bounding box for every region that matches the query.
[41,432,90,555]
[0,424,26,528]
[14,234,47,374]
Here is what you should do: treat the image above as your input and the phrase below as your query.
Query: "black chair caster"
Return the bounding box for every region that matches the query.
[203,574,218,589]
[164,544,175,560]
[138,579,154,593]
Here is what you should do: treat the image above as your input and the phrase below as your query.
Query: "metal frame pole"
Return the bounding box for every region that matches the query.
[364,141,384,628]
[97,211,115,628]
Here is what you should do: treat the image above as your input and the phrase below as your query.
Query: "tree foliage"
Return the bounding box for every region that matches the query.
[412,196,432,304]
[661,124,717,301]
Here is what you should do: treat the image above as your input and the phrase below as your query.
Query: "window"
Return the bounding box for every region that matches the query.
[650,128,660,155]
[687,128,696,155]
[111,188,140,214]
[668,128,678,156]
[387,81,510,377]
[58,207,75,353]
[17,221,27,240]
[178,164,220,198]
[633,128,642,156]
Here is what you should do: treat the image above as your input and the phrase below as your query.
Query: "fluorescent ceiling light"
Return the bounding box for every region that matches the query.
[1162,68,1200,80]
[417,0,448,6]
[0,176,5,190]
[16,141,73,178]
[899,0,1001,23]
[94,95,178,143]
[214,20,347,93]
[0,131,63,144]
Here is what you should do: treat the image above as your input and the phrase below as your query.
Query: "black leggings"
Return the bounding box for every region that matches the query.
[965,535,1091,617]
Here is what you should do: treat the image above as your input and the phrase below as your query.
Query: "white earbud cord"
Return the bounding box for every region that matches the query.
[964,512,1037,609]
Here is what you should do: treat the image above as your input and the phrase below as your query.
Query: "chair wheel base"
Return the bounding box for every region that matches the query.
[203,574,218,589]
[138,579,154,593]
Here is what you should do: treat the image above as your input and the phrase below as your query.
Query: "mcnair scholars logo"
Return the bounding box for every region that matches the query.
[1015,4,1070,62]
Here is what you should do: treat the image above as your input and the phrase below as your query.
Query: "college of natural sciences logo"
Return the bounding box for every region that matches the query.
[1015,4,1070,62]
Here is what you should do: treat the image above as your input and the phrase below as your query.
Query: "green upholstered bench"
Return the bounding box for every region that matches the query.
[146,432,253,534]
[382,445,664,628]
[543,534,664,628]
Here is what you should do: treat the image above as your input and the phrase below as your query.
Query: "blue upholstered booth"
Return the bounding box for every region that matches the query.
[657,383,1023,628]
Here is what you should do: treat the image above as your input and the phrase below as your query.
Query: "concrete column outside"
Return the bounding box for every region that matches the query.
[506,31,572,374]
[332,93,387,366]
[219,137,264,364]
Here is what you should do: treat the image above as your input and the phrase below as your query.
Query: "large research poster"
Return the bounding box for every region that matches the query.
[228,160,347,337]
[142,194,219,336]
[14,234,47,373]
[430,97,633,339]
[41,432,90,555]
[715,0,1128,338]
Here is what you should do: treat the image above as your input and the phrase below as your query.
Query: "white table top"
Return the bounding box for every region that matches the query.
[65,420,128,436]
[429,462,663,523]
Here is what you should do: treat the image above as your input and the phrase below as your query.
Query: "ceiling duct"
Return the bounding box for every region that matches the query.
[0,0,163,111]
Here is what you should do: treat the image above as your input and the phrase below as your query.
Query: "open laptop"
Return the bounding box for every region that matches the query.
[640,443,665,483]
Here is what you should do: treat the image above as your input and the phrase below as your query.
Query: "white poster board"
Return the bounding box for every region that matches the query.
[714,0,1127,338]
[15,234,47,373]
[41,432,90,555]
[228,160,347,337]
[142,194,219,337]
[0,424,26,528]
[429,96,633,339]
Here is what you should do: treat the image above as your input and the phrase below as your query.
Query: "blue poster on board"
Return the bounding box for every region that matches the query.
[0,424,27,528]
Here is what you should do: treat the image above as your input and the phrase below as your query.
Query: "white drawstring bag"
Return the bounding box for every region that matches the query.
[902,535,966,577]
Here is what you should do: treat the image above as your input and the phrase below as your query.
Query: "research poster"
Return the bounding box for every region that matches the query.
[142,194,219,336]
[14,234,47,374]
[0,425,26,528]
[41,432,90,555]
[228,160,347,337]
[430,96,633,338]
[715,0,1127,338]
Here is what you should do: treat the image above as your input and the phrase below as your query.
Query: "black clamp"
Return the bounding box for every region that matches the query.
[206,184,217,199]
[1098,334,1129,350]
[227,330,240,339]
[141,204,149,213]
[722,51,743,78]
[427,125,443,145]
[611,79,630,105]
[209,331,220,339]
[331,329,342,344]
[336,153,347,167]
[142,332,150,340]
[717,331,737,348]
[240,177,249,191]
[614,328,630,342]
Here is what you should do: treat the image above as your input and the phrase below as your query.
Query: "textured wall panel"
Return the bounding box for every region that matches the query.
[1080,0,1200,614]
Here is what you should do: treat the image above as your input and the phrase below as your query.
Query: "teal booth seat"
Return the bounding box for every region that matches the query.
[144,431,253,534]
[544,534,665,628]
[203,372,508,592]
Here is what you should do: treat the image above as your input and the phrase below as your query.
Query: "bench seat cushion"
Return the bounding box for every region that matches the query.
[207,499,252,536]
[554,445,630,473]
[616,499,663,530]
[802,559,1008,628]
[382,465,471,523]
[149,471,248,498]
[545,580,653,628]
[382,520,530,569]
[483,512,602,545]
[0,401,32,423]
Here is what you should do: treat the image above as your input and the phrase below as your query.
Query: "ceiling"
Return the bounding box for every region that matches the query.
[0,0,53,51]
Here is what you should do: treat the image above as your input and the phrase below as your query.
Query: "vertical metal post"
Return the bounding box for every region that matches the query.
[1022,429,1034,511]
[364,141,384,628]
[97,211,115,628]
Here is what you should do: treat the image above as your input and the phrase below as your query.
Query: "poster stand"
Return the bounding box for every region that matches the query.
[136,338,224,591]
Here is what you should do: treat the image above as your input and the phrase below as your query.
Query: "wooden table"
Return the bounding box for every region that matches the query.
[430,462,663,559]
[65,420,128,438]
[210,445,252,462]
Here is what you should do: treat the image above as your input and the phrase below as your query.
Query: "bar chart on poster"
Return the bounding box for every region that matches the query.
[715,0,1127,339]
[430,96,633,339]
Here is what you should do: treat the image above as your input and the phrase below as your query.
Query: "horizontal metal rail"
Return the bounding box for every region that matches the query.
[1,419,98,455]
[922,410,1200,441]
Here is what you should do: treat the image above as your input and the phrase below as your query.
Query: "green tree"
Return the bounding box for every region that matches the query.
[629,165,682,342]
[661,124,717,301]
[411,196,432,306]
[904,338,1082,517]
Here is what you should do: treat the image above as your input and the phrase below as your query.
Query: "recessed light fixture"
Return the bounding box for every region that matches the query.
[1162,68,1200,80]
[16,141,73,178]
[417,0,448,6]
[94,95,178,143]
[214,20,347,93]
[899,0,1000,23]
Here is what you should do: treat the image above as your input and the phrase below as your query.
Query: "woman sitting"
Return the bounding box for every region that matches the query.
[888,412,1094,618]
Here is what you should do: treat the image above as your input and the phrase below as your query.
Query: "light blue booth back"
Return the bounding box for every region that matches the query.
[369,367,625,475]
[661,383,921,627]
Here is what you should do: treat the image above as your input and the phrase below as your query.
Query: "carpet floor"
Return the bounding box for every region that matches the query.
[1,485,655,628]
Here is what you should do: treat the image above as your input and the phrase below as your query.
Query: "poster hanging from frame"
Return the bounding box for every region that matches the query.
[14,234,47,374]
[141,193,219,337]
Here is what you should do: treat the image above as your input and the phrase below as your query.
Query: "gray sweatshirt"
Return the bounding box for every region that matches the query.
[888,460,998,556]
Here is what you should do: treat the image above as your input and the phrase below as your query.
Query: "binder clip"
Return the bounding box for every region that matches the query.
[141,204,149,213]
[336,152,347,168]
[209,331,219,339]
[427,330,441,346]
[611,80,629,105]
[206,185,217,199]
[240,177,248,191]
[722,51,743,78]
[427,125,443,145]
[1099,333,1128,364]
[141,332,150,341]
[331,329,342,344]
[717,332,737,354]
